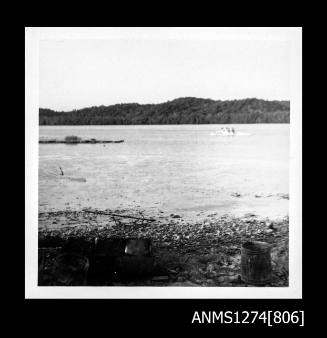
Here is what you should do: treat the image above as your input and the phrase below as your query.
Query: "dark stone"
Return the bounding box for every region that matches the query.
[87,255,118,284]
[115,255,155,280]
[125,238,152,256]
[52,253,89,286]
[94,238,126,256]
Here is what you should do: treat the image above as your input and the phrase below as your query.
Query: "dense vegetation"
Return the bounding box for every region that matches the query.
[39,97,290,125]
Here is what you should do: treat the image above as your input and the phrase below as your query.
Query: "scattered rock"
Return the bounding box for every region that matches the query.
[206,264,215,273]
[217,276,225,283]
[227,275,240,282]
[39,210,289,287]
[171,281,199,286]
[268,222,277,230]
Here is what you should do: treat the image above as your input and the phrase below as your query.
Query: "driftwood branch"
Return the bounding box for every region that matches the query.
[83,209,156,222]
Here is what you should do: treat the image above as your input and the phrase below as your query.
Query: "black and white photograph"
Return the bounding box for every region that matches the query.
[25,27,302,298]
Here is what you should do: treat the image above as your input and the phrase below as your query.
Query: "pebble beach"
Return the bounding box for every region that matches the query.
[38,209,289,287]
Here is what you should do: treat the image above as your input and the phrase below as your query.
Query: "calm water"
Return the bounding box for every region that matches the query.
[39,124,289,220]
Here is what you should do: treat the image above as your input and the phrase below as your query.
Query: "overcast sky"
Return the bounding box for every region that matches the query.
[39,38,290,111]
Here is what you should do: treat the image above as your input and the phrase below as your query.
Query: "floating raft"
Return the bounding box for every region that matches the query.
[39,138,124,144]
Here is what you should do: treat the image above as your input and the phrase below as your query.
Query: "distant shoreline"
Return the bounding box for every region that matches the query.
[40,97,290,125]
[39,122,290,127]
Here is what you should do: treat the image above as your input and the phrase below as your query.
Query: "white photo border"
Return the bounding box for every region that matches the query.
[25,27,302,299]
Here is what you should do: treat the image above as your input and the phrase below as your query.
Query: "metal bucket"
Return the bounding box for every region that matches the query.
[241,241,272,285]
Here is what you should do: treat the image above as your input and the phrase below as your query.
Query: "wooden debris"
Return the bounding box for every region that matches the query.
[83,209,156,222]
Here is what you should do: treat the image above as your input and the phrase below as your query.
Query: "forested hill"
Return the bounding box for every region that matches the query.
[39,97,290,125]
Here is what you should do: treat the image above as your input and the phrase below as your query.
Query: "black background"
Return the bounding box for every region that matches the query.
[18,18,310,331]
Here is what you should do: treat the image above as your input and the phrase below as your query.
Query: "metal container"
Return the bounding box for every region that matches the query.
[241,241,272,285]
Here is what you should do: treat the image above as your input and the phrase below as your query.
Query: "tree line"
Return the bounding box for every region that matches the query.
[39,97,290,125]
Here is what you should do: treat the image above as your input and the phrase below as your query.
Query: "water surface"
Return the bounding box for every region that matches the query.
[39,124,289,220]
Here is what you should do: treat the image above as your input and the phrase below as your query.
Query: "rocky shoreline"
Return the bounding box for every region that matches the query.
[38,209,289,287]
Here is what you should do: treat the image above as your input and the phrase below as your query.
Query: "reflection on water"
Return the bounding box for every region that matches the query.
[39,124,289,219]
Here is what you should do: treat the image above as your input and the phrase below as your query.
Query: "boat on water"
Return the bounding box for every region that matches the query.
[210,127,236,136]
[210,127,251,136]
